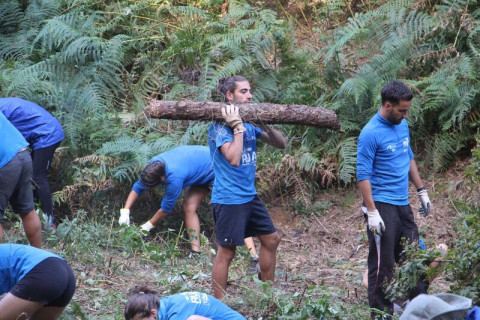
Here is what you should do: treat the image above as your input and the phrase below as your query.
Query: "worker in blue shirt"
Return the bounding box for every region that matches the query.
[208,76,287,299]
[356,81,432,317]
[119,145,215,254]
[0,244,75,320]
[0,112,42,247]
[124,286,245,320]
[0,97,64,227]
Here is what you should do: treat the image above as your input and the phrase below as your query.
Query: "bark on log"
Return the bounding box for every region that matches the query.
[145,100,341,131]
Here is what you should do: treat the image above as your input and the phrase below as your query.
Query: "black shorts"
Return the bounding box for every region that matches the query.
[212,196,276,246]
[0,149,34,221]
[10,257,76,307]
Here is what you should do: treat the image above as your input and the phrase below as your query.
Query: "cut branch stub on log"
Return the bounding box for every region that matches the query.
[145,100,341,131]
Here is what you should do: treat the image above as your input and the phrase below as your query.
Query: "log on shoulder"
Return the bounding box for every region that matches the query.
[145,100,341,131]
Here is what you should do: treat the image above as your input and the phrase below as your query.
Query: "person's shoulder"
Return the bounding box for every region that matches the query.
[209,122,231,137]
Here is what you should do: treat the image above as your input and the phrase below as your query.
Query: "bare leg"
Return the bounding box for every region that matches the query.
[20,210,42,248]
[244,237,258,258]
[31,307,66,320]
[363,268,368,289]
[212,245,236,299]
[257,231,280,282]
[0,223,4,241]
[183,187,209,252]
[0,293,43,320]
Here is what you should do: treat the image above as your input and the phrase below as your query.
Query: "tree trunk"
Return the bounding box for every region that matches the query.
[145,100,341,130]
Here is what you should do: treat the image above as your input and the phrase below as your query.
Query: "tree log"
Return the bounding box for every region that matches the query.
[145,100,341,131]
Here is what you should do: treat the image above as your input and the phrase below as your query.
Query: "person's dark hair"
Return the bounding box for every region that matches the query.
[381,80,413,105]
[124,286,160,320]
[140,161,165,187]
[216,75,248,102]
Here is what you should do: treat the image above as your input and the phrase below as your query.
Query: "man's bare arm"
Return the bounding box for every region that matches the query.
[259,125,287,149]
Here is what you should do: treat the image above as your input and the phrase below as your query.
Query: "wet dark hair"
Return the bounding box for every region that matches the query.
[381,80,413,105]
[216,75,248,102]
[140,161,165,187]
[124,286,160,320]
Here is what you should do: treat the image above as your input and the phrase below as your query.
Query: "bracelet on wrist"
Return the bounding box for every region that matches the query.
[417,186,426,192]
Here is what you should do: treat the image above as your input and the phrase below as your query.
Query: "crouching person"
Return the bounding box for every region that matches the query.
[0,244,76,320]
[124,286,245,320]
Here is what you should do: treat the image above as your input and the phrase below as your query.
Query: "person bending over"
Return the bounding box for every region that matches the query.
[0,97,64,227]
[120,145,216,254]
[209,75,287,299]
[0,244,76,320]
[124,286,245,320]
[0,111,42,247]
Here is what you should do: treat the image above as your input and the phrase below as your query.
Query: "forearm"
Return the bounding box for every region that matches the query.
[260,125,287,149]
[149,208,167,225]
[358,180,375,211]
[409,159,424,189]
[124,190,139,209]
[220,134,244,166]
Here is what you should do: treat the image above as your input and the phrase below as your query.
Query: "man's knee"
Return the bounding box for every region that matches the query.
[260,232,281,250]
[183,201,199,215]
[216,246,236,262]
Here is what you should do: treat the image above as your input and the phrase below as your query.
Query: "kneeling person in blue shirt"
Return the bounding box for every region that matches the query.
[0,244,76,320]
[120,145,214,254]
[124,286,245,320]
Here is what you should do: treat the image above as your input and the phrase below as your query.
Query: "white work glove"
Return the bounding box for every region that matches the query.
[222,104,246,135]
[140,220,154,233]
[417,188,431,216]
[367,209,385,236]
[119,208,130,226]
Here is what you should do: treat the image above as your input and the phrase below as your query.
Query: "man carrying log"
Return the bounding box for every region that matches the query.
[357,81,432,318]
[208,75,287,299]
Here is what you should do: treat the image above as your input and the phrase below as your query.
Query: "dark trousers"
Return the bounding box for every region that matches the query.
[31,142,60,218]
[367,201,427,318]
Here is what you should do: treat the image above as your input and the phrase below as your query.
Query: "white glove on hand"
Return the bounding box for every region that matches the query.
[367,209,385,236]
[140,220,154,233]
[417,189,431,216]
[119,208,130,226]
[222,104,246,135]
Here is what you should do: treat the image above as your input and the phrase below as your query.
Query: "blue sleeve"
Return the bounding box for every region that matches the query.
[254,125,263,137]
[213,123,233,148]
[408,146,414,159]
[356,131,377,182]
[132,180,147,195]
[160,177,183,213]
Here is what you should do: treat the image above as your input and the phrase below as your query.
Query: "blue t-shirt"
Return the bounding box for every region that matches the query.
[131,146,214,213]
[356,112,414,205]
[0,97,64,150]
[158,292,245,320]
[0,244,60,294]
[0,112,28,168]
[208,122,263,205]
